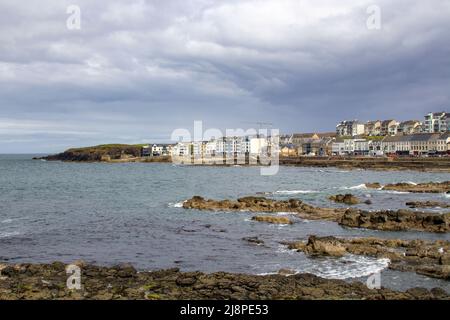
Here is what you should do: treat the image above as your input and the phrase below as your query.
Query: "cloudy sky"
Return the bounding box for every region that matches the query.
[1,0,449,153]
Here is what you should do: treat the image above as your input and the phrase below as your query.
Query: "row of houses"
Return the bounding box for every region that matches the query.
[141,144,171,157]
[336,112,449,137]
[332,133,450,156]
[280,133,335,157]
[171,136,274,158]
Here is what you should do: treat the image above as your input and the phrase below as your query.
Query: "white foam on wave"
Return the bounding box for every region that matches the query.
[341,184,367,190]
[406,181,417,185]
[274,190,316,195]
[382,190,410,195]
[277,212,297,216]
[168,201,185,208]
[0,231,21,238]
[302,255,390,280]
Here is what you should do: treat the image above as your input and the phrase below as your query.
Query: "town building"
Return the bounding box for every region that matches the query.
[336,121,365,137]
[365,120,381,136]
[380,120,399,136]
[141,145,151,157]
[398,120,422,135]
[424,112,449,133]
[331,138,345,155]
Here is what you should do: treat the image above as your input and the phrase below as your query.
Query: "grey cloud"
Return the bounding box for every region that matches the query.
[0,0,449,153]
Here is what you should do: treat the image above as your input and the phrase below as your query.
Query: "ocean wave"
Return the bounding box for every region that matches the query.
[341,184,367,190]
[274,190,317,195]
[0,231,22,238]
[276,212,297,216]
[303,255,390,280]
[381,190,410,195]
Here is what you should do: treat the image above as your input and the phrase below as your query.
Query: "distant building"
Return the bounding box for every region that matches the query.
[141,145,151,157]
[331,138,345,155]
[380,120,399,136]
[365,120,382,136]
[381,133,448,155]
[398,120,422,135]
[280,144,298,157]
[423,112,449,133]
[336,121,365,137]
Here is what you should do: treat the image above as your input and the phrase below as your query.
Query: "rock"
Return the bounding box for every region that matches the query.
[183,196,449,233]
[292,236,347,257]
[366,183,382,189]
[0,262,448,300]
[329,194,360,205]
[382,181,450,193]
[242,237,265,245]
[339,209,450,233]
[176,276,197,286]
[406,201,450,208]
[278,269,297,276]
[251,216,293,225]
[286,235,450,280]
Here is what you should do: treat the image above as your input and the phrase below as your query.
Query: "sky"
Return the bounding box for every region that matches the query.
[0,0,449,153]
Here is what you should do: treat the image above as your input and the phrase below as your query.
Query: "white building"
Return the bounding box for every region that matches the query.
[336,120,365,137]
[424,112,449,133]
[332,139,345,155]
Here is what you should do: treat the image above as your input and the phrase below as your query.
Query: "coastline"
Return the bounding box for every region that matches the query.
[0,262,448,300]
[35,155,450,172]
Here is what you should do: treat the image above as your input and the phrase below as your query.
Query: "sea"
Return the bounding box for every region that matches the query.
[0,154,449,292]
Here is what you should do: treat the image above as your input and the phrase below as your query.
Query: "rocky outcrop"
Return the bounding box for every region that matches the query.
[251,216,293,224]
[183,196,450,233]
[242,237,265,245]
[406,201,450,209]
[182,196,344,222]
[366,181,450,193]
[365,183,382,189]
[286,236,450,280]
[35,144,171,163]
[0,262,448,300]
[339,209,450,233]
[280,157,450,172]
[329,194,360,205]
[37,144,143,162]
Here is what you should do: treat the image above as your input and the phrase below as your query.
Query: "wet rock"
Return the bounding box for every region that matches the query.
[339,209,450,233]
[329,194,360,205]
[286,235,450,280]
[381,181,450,193]
[242,237,265,245]
[0,262,448,300]
[183,196,449,233]
[183,196,343,222]
[291,236,347,257]
[278,269,297,276]
[365,183,382,189]
[406,201,450,208]
[251,216,293,225]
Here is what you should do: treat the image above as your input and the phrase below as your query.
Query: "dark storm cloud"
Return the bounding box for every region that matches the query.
[0,0,449,152]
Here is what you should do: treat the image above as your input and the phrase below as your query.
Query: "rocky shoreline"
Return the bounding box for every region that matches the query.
[285,236,450,280]
[365,181,450,193]
[280,157,450,172]
[182,196,450,233]
[0,262,448,300]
